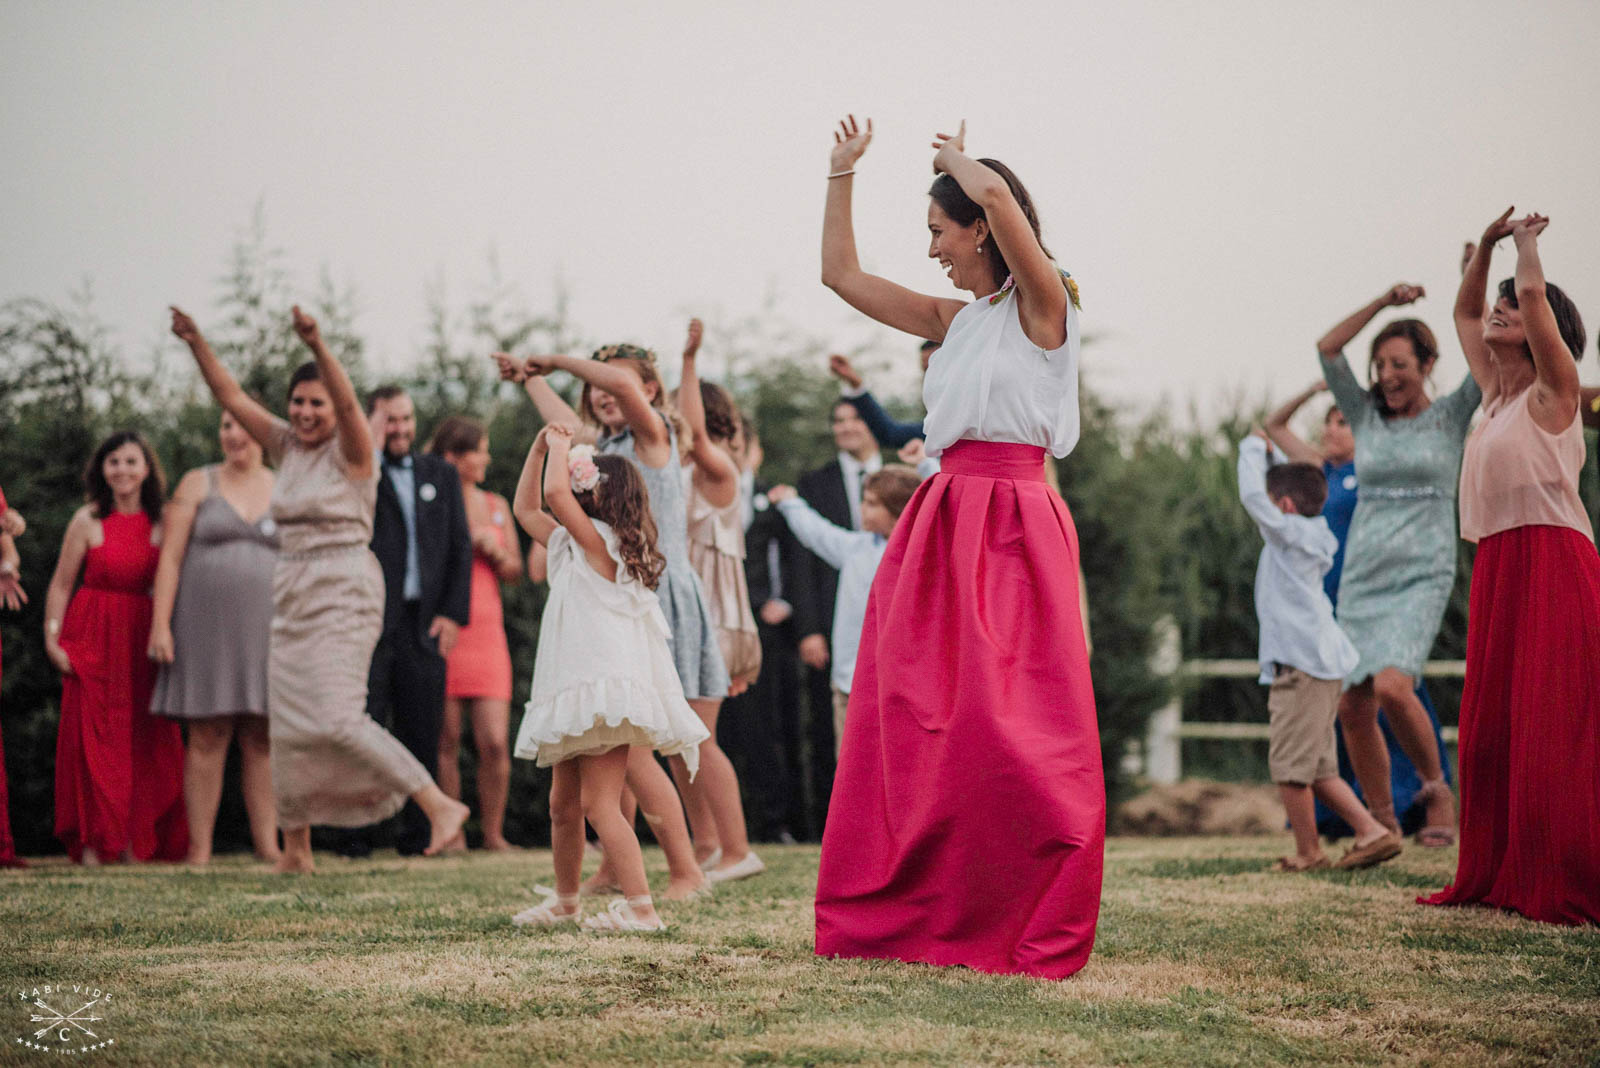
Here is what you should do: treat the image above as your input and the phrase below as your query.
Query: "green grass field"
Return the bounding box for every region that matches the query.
[2,838,1596,1066]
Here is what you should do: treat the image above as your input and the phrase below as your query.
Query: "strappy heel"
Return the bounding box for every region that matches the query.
[511,885,581,928]
[582,895,667,933]
[1415,778,1457,848]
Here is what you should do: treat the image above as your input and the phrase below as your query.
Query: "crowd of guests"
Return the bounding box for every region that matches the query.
[0,115,1595,970]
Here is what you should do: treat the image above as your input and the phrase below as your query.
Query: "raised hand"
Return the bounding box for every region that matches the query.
[766,484,797,503]
[1460,242,1477,276]
[932,120,967,174]
[1480,205,1517,248]
[169,306,202,345]
[291,305,322,349]
[683,318,704,360]
[830,114,873,173]
[1512,213,1550,243]
[1384,283,1426,307]
[523,355,560,378]
[897,438,927,466]
[546,423,574,451]
[492,352,526,384]
[828,354,863,390]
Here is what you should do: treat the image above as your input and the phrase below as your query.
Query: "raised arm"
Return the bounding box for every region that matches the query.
[492,352,582,432]
[43,508,92,675]
[1263,381,1329,466]
[542,428,615,581]
[147,468,207,663]
[1456,208,1517,406]
[512,427,558,546]
[1236,434,1298,547]
[677,319,739,507]
[1318,283,1425,358]
[1511,216,1581,435]
[821,115,965,341]
[170,307,283,450]
[932,121,1068,350]
[291,306,372,476]
[525,354,670,463]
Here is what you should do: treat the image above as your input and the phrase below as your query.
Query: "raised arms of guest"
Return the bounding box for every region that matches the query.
[1263,381,1333,466]
[492,353,583,434]
[677,318,739,509]
[822,116,1068,351]
[517,350,674,469]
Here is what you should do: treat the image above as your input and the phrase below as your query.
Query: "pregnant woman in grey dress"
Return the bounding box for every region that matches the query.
[169,305,468,873]
[1317,283,1480,847]
[149,412,281,865]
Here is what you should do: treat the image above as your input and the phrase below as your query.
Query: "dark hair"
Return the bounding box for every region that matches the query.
[698,381,740,443]
[84,430,165,522]
[1366,319,1439,416]
[365,384,407,416]
[929,159,1052,293]
[864,465,922,520]
[574,454,667,589]
[578,350,666,423]
[1496,278,1586,362]
[919,339,941,353]
[427,414,486,457]
[1266,462,1328,516]
[287,361,322,403]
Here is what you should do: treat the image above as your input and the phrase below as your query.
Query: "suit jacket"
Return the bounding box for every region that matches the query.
[848,390,925,449]
[371,452,473,642]
[793,460,852,642]
[744,479,808,612]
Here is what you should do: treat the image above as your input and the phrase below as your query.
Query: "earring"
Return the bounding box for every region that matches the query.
[976,244,984,254]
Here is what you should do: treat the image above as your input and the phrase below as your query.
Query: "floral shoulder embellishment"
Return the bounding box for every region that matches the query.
[985,270,1081,309]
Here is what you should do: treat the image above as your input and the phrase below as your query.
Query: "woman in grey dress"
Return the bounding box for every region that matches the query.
[169,305,469,873]
[1317,283,1480,847]
[149,411,280,865]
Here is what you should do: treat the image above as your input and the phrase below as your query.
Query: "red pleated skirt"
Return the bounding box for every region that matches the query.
[814,440,1104,979]
[1419,524,1600,924]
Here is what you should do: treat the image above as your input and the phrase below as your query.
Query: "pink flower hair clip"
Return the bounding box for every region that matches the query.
[568,444,605,493]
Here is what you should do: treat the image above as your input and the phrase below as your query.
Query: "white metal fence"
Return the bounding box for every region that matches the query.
[1140,616,1464,784]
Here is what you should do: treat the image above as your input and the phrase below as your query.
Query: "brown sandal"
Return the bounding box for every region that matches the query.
[1273,854,1331,873]
[1335,832,1402,870]
[1415,779,1457,848]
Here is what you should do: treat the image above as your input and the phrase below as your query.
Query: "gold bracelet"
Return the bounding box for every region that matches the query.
[827,169,855,180]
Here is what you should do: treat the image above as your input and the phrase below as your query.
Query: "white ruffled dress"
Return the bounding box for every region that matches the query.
[513,521,708,774]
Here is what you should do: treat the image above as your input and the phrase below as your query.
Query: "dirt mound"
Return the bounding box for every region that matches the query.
[1113,780,1283,836]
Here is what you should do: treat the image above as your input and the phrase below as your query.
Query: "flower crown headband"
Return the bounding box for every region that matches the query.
[567,443,606,494]
[592,343,656,365]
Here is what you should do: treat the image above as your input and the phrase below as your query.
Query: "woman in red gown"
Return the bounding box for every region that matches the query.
[1421,210,1599,924]
[815,117,1101,979]
[43,431,187,864]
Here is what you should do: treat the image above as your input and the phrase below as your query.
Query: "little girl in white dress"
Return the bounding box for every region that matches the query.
[510,426,708,932]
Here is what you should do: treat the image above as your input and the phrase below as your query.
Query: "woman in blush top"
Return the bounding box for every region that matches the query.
[814,116,1100,980]
[1421,210,1599,925]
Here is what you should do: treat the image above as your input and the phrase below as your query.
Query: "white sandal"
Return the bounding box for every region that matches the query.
[582,895,667,933]
[706,851,765,884]
[511,885,581,928]
[697,848,723,873]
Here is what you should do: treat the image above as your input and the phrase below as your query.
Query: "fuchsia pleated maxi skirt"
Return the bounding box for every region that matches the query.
[1419,524,1600,925]
[814,440,1104,979]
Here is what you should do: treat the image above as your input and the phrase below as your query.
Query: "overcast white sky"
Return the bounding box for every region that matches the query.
[5,1,1599,427]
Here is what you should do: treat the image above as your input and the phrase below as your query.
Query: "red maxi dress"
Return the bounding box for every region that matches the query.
[816,278,1104,980]
[1420,387,1600,924]
[54,510,187,862]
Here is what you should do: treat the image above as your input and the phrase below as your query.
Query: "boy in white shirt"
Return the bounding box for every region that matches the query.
[768,462,927,757]
[1238,432,1401,872]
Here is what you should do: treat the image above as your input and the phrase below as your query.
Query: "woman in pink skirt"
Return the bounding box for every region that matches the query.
[1420,209,1599,924]
[815,116,1101,979]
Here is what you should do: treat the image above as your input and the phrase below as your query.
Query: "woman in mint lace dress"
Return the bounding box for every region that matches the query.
[1317,283,1478,847]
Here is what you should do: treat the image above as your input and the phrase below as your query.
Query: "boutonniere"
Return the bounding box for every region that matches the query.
[419,482,437,503]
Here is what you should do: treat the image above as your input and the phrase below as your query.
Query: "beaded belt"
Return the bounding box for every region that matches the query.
[277,543,370,562]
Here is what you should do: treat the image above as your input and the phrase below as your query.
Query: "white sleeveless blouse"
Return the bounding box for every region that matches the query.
[920,283,1081,459]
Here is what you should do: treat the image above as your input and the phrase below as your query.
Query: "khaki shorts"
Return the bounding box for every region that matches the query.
[831,685,851,759]
[1267,666,1342,785]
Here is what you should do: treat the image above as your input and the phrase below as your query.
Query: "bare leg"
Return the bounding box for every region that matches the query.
[579,747,658,923]
[470,698,513,850]
[1313,776,1391,846]
[1372,668,1455,841]
[1337,681,1397,833]
[548,761,584,902]
[580,776,639,894]
[183,717,235,865]
[625,748,708,900]
[411,783,471,856]
[1277,783,1324,862]
[235,716,281,862]
[275,826,314,874]
[678,698,753,871]
[670,754,720,863]
[438,697,465,801]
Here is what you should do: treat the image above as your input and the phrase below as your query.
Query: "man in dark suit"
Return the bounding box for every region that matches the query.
[719,418,807,842]
[340,385,473,857]
[793,399,880,831]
